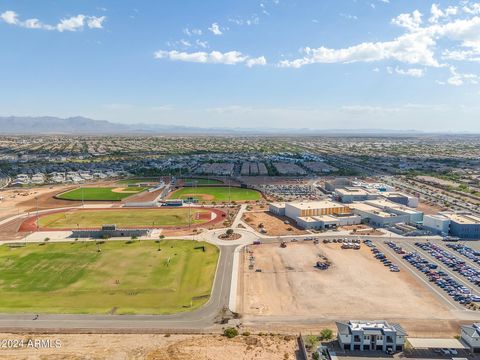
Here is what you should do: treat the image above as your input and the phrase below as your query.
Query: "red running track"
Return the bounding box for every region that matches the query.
[18,207,226,232]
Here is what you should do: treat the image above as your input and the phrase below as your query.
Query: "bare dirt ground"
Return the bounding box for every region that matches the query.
[242,211,308,236]
[338,224,384,236]
[240,243,452,320]
[0,333,298,360]
[0,185,75,220]
[416,200,444,215]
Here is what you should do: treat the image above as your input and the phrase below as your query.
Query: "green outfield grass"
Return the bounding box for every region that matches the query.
[0,240,218,314]
[56,187,148,201]
[116,178,161,185]
[38,208,212,229]
[182,178,223,185]
[170,186,262,202]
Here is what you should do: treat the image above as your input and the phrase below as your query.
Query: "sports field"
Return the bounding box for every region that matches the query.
[0,240,218,314]
[170,186,262,202]
[117,178,160,185]
[182,178,223,185]
[57,187,148,201]
[37,208,213,229]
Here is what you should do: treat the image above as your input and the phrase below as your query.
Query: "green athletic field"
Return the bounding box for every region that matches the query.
[116,178,160,185]
[170,186,262,202]
[56,187,148,201]
[0,240,218,314]
[182,178,223,185]
[38,208,212,229]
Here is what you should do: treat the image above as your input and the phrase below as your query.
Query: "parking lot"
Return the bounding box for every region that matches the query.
[375,239,480,312]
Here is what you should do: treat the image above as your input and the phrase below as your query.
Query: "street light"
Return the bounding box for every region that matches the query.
[35,197,39,231]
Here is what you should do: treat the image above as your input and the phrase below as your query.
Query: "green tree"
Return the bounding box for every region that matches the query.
[223,327,239,338]
[320,328,333,340]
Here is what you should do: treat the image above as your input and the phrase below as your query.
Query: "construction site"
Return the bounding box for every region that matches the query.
[238,242,455,321]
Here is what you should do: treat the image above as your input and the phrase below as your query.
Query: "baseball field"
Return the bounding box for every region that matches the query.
[182,178,223,185]
[170,186,262,202]
[0,240,219,314]
[37,208,214,229]
[116,178,160,185]
[56,187,148,201]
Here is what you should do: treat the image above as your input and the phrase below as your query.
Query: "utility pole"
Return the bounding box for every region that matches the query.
[35,197,39,231]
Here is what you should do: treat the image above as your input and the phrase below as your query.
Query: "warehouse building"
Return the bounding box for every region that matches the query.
[269,202,286,216]
[295,213,361,230]
[349,199,423,227]
[335,187,378,203]
[382,192,419,208]
[270,200,360,230]
[423,212,480,239]
[336,320,407,352]
[285,200,351,219]
[448,213,480,239]
[423,214,451,236]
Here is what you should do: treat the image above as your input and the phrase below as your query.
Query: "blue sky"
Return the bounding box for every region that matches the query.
[1,0,480,131]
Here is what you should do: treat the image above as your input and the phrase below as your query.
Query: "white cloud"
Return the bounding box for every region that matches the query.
[229,15,260,26]
[246,56,267,67]
[57,15,85,32]
[442,48,480,62]
[208,22,223,35]
[429,4,458,23]
[87,16,106,29]
[463,3,480,15]
[278,30,439,68]
[277,5,480,73]
[196,39,209,49]
[447,66,479,86]
[391,10,423,31]
[154,50,267,67]
[183,28,202,36]
[393,66,425,77]
[1,10,18,24]
[0,10,106,32]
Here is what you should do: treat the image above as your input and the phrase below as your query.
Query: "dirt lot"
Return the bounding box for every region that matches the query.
[0,333,298,360]
[0,182,124,221]
[240,243,452,319]
[416,200,444,215]
[242,211,308,236]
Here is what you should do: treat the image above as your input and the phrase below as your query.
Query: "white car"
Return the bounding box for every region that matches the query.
[449,348,458,355]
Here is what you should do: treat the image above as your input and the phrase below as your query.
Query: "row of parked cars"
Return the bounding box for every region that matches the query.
[415,242,480,287]
[446,243,480,265]
[403,250,479,305]
[384,241,406,255]
[322,238,361,244]
[364,240,400,272]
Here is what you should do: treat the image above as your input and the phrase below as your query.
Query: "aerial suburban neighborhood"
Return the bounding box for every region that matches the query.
[1,132,480,359]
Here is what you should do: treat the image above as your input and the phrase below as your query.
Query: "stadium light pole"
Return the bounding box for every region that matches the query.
[35,197,39,231]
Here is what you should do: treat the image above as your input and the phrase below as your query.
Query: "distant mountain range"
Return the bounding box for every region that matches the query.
[0,115,460,136]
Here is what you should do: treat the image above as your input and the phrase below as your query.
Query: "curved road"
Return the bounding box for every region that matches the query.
[0,207,473,332]
[0,243,238,331]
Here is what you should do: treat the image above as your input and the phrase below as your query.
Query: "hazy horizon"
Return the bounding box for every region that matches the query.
[2,0,480,131]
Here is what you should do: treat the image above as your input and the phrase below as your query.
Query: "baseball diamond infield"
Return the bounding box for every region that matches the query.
[19,207,225,232]
[169,186,262,203]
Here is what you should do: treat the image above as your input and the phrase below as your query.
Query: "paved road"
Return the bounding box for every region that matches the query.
[0,215,475,332]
